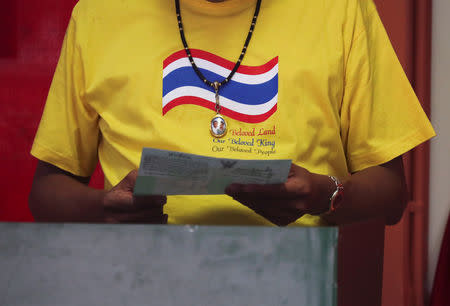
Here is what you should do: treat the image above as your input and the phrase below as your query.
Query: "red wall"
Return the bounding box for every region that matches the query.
[0,0,103,221]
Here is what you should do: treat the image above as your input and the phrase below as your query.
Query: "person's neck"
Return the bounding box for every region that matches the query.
[183,0,255,15]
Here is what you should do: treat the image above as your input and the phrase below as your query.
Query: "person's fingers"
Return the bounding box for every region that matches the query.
[225,164,313,199]
[254,204,301,226]
[225,181,311,200]
[226,183,290,199]
[104,169,166,212]
[231,195,304,226]
[103,189,135,212]
[224,164,313,223]
[250,201,301,218]
[133,195,167,210]
[105,194,166,213]
[119,169,139,191]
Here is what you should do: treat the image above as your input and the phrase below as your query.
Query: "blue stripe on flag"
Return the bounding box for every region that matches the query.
[162,67,278,105]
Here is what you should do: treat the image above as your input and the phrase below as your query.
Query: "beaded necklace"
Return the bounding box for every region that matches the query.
[175,0,262,137]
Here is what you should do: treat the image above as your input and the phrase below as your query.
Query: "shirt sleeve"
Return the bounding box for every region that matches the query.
[31,6,99,177]
[340,1,435,173]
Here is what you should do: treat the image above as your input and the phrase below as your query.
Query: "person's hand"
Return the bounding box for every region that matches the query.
[225,164,334,226]
[101,170,168,224]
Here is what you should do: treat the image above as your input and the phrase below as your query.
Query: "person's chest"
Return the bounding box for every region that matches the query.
[82,0,351,176]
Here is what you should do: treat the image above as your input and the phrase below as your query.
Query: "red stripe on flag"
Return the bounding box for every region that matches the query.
[162,96,277,123]
[163,49,278,75]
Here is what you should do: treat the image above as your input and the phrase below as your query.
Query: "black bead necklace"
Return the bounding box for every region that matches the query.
[175,0,262,138]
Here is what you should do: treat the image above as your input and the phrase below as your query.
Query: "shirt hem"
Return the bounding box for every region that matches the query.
[348,128,436,173]
[30,141,94,177]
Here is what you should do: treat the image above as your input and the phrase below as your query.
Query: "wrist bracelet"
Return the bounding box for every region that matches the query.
[327,175,344,213]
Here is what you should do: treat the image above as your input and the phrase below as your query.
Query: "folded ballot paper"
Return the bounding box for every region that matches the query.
[133,148,292,196]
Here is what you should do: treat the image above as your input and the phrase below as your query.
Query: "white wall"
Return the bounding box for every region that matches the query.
[429,0,450,294]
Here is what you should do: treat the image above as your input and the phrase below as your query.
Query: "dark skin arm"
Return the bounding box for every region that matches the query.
[30,157,406,226]
[225,156,407,226]
[29,161,167,223]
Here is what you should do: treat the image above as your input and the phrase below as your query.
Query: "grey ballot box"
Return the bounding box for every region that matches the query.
[0,222,384,306]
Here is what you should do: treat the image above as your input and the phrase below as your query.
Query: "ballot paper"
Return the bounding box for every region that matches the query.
[133,148,292,195]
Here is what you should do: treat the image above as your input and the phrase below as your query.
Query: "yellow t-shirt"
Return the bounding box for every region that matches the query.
[31,0,435,226]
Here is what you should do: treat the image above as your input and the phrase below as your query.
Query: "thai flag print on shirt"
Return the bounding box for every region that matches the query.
[162,49,278,123]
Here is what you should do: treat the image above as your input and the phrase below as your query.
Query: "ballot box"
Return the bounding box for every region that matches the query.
[0,221,384,306]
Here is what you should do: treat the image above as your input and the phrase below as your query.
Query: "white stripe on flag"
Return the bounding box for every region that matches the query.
[163,57,278,85]
[163,86,278,116]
